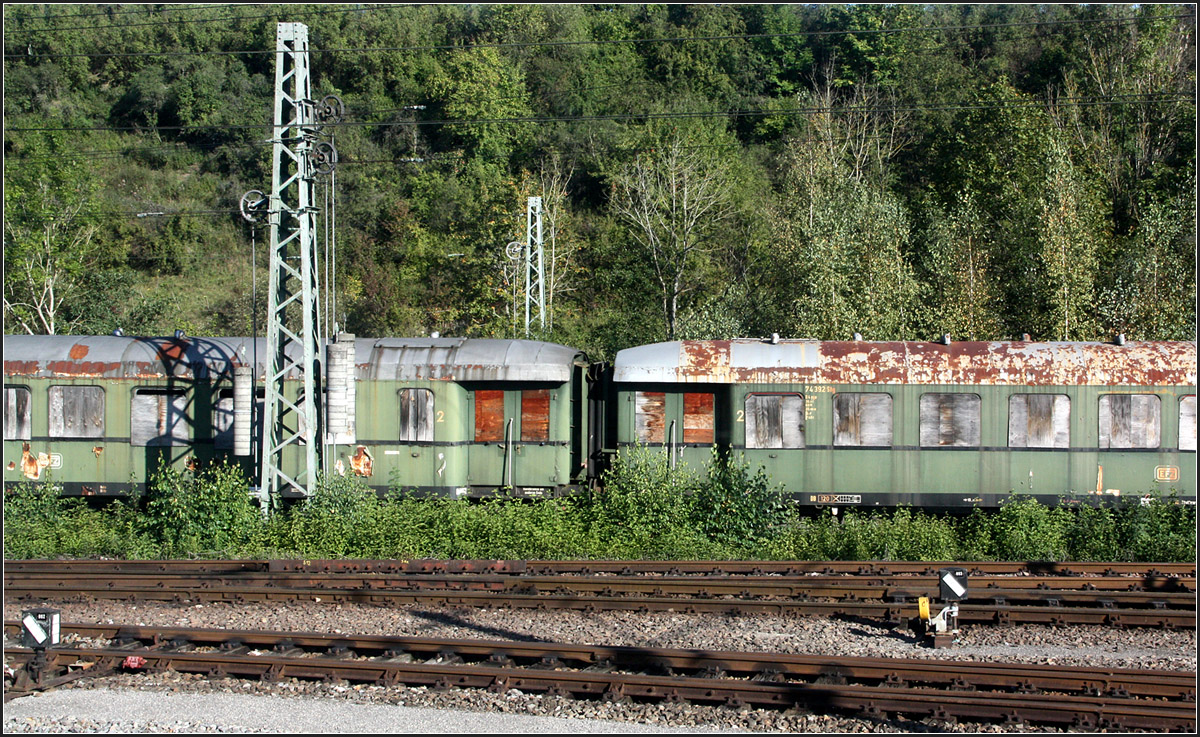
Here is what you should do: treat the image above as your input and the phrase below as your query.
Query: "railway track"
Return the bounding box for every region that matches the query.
[4,622,1195,730]
[6,559,1194,629]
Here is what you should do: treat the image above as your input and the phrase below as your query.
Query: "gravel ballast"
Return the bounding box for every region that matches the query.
[4,597,1195,733]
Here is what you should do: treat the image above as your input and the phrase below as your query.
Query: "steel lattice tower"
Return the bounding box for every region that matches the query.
[260,22,323,501]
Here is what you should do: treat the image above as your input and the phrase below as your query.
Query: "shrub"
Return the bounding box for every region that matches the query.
[139,461,266,558]
[3,479,133,559]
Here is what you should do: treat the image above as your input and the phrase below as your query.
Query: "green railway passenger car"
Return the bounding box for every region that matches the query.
[610,339,1196,509]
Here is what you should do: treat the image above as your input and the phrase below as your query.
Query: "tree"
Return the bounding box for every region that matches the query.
[920,190,1005,340]
[609,136,735,340]
[3,134,104,335]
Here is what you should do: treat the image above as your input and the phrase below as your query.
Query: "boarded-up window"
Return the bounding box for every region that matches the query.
[1099,394,1160,449]
[521,389,550,442]
[745,394,805,449]
[49,385,105,438]
[1180,396,1196,452]
[399,389,434,442]
[474,390,505,442]
[833,393,892,447]
[683,392,714,444]
[920,393,981,448]
[1008,394,1070,448]
[635,391,665,443]
[131,388,189,446]
[4,386,31,441]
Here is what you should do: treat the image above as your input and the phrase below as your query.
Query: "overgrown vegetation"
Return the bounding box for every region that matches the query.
[5,452,1194,562]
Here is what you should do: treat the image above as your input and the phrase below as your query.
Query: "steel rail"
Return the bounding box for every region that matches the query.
[4,583,1194,628]
[4,626,1194,730]
[6,559,1196,578]
[5,572,1193,613]
[6,622,1194,700]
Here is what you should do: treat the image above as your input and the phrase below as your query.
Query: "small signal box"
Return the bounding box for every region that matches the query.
[938,567,969,602]
[21,608,61,649]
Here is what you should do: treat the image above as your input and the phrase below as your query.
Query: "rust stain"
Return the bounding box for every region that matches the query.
[20,443,51,480]
[186,456,199,471]
[350,446,373,477]
[669,340,1196,386]
[68,343,90,359]
[6,461,15,471]
[93,446,104,457]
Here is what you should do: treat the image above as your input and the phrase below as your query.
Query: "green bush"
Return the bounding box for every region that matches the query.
[139,461,266,558]
[4,462,1193,563]
[3,479,132,559]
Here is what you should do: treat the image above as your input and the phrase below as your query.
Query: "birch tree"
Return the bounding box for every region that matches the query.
[610,138,734,340]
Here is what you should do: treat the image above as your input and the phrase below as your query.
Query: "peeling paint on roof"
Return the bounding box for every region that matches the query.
[613,339,1197,386]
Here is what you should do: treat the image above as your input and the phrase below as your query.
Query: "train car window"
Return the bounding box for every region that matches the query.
[48,385,105,438]
[1181,396,1197,452]
[1008,394,1070,448]
[745,393,805,449]
[521,389,550,442]
[474,389,505,442]
[131,388,189,446]
[1099,394,1161,449]
[4,386,32,441]
[919,393,981,448]
[635,391,666,443]
[399,388,435,442]
[683,392,714,444]
[833,393,892,447]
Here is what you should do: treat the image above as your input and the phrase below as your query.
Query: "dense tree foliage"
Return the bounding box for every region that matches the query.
[4,4,1195,357]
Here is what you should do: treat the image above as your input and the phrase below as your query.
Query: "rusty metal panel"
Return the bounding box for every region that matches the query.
[1009,394,1070,448]
[919,393,981,448]
[635,391,665,443]
[475,390,505,442]
[683,392,714,444]
[48,385,104,438]
[833,393,892,447]
[745,393,804,449]
[1181,396,1196,451]
[521,389,550,442]
[614,339,1196,387]
[131,388,189,447]
[4,385,31,441]
[399,388,434,442]
[1099,394,1161,449]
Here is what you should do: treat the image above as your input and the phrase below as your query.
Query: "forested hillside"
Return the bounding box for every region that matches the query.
[3,4,1195,359]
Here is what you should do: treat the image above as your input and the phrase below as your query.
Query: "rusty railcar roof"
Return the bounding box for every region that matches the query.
[4,335,584,384]
[613,339,1198,387]
[2,335,255,380]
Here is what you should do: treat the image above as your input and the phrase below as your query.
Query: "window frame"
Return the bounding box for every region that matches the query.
[4,384,32,441]
[48,384,105,439]
[744,392,805,449]
[832,392,893,448]
[130,387,190,447]
[919,393,982,448]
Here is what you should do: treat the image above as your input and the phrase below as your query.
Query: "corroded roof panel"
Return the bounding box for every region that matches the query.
[613,339,1198,387]
[3,335,258,380]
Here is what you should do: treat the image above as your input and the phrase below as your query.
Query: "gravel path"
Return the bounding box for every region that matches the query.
[4,597,1195,733]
